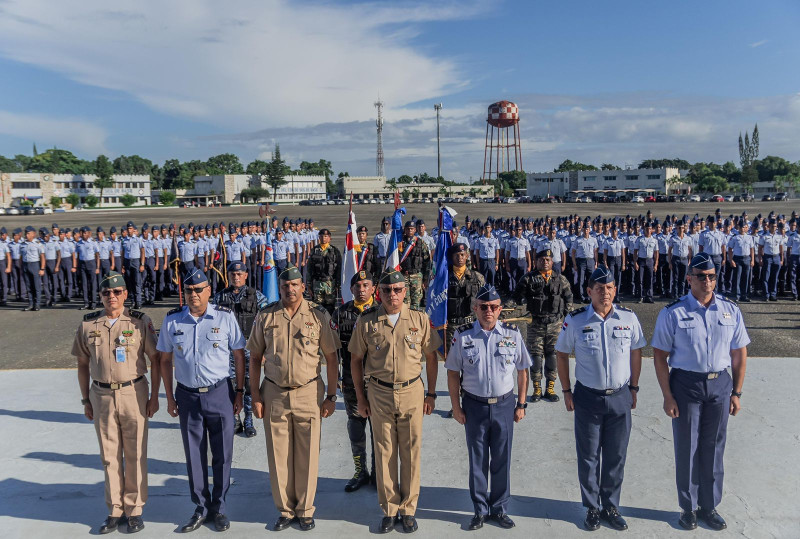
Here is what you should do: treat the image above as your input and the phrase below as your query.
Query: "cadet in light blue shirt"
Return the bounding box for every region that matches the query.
[179,231,198,270]
[555,265,645,530]
[473,226,500,285]
[651,252,749,529]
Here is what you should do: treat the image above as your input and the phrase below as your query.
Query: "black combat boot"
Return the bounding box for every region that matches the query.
[344,454,370,492]
[530,380,542,402]
[543,380,560,402]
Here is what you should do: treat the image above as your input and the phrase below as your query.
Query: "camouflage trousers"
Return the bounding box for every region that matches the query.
[342,382,375,473]
[312,279,336,312]
[527,318,562,381]
[228,349,253,427]
[403,273,423,309]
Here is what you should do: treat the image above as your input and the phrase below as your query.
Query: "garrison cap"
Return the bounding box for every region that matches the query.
[690,252,715,271]
[38,227,48,235]
[589,265,614,285]
[535,247,553,258]
[227,261,246,272]
[416,219,425,226]
[110,226,117,233]
[183,267,208,286]
[100,271,126,289]
[24,225,35,233]
[212,222,219,229]
[142,223,149,230]
[188,222,194,228]
[51,223,59,229]
[475,284,501,301]
[126,221,135,228]
[161,224,168,230]
[350,270,373,287]
[169,224,175,230]
[13,227,22,235]
[0,227,5,234]
[96,226,104,233]
[279,264,303,281]
[378,269,405,285]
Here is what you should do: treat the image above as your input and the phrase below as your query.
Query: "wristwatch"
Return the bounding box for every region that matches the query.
[81,398,90,405]
[235,387,244,393]
[629,385,639,392]
[515,402,527,410]
[562,387,572,393]
[325,394,338,402]
[731,390,743,398]
[425,392,437,400]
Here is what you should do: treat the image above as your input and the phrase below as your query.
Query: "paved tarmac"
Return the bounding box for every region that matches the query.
[0,361,797,538]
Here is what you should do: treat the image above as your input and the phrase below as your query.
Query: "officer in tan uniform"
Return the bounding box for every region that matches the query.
[72,271,160,535]
[349,269,442,534]
[247,264,341,532]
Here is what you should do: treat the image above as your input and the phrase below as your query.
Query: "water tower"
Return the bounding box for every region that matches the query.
[482,100,522,183]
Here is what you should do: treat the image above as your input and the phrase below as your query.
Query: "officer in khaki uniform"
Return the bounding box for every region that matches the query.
[349,269,442,534]
[247,264,341,532]
[72,271,160,535]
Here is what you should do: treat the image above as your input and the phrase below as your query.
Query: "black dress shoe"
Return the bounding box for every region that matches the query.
[31,305,40,311]
[78,304,89,310]
[468,514,485,530]
[127,515,145,533]
[678,510,697,530]
[133,303,141,309]
[600,506,628,530]
[214,513,230,531]
[584,508,601,531]
[180,512,206,533]
[274,516,296,531]
[492,513,515,529]
[234,414,244,434]
[401,515,418,533]
[378,516,396,534]
[99,516,122,534]
[298,517,315,531]
[644,297,654,303]
[697,507,726,530]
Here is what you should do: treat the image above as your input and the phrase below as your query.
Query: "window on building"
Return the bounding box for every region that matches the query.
[626,175,639,181]
[584,176,596,182]
[603,176,617,182]
[11,181,40,189]
[647,174,661,180]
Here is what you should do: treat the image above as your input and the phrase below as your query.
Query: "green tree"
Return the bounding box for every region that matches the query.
[49,196,62,209]
[385,178,398,192]
[85,194,99,208]
[162,159,183,190]
[240,186,269,203]
[65,193,80,208]
[150,163,164,189]
[93,155,115,207]
[120,194,137,207]
[497,170,526,191]
[264,144,290,202]
[741,166,759,190]
[0,155,23,172]
[739,124,759,170]
[637,158,691,169]
[401,189,410,200]
[600,163,620,170]
[397,174,413,184]
[694,175,729,193]
[30,148,92,174]
[113,154,153,175]
[754,155,799,184]
[246,159,270,176]
[554,159,597,172]
[159,191,176,206]
[206,153,244,175]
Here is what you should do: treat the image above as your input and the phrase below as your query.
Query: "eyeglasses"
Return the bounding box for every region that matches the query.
[101,289,125,297]
[478,304,501,312]
[691,273,717,281]
[184,286,209,295]
[380,286,405,295]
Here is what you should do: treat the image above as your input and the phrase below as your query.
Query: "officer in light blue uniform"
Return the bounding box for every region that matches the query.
[122,222,145,309]
[9,228,25,301]
[555,265,645,532]
[179,229,198,273]
[602,225,626,302]
[446,284,531,531]
[727,220,754,301]
[0,227,11,305]
[570,228,598,303]
[651,252,749,531]
[57,228,76,302]
[76,226,100,309]
[141,223,158,305]
[272,229,290,274]
[110,227,122,274]
[157,268,246,532]
[504,225,530,289]
[668,221,694,298]
[473,225,500,286]
[224,229,244,264]
[699,216,727,291]
[758,219,783,301]
[21,226,46,311]
[786,220,800,300]
[634,223,659,303]
[96,227,113,292]
[43,228,61,306]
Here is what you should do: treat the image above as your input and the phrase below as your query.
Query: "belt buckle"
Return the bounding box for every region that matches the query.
[487,397,498,404]
[392,383,403,390]
[198,386,209,393]
[605,389,614,395]
[109,383,121,390]
[707,373,719,380]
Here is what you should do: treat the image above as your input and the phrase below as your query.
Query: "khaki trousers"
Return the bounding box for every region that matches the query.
[262,378,324,518]
[90,379,149,517]
[368,379,424,516]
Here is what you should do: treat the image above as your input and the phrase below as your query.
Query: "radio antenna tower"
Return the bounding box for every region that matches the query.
[375,99,385,178]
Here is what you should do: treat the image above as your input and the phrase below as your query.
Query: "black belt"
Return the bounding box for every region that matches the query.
[463,390,514,405]
[576,381,625,396]
[94,375,145,390]
[370,374,420,390]
[177,378,228,393]
[672,368,726,380]
[266,375,319,391]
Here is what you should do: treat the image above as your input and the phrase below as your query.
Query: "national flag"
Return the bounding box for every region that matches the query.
[262,230,279,303]
[341,194,359,303]
[384,193,406,272]
[426,205,457,329]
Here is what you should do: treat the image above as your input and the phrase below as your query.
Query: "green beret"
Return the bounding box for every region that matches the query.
[279,264,303,281]
[100,271,126,289]
[378,269,405,285]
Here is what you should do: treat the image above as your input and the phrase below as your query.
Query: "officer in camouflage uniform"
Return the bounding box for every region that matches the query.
[399,220,431,310]
[306,228,341,314]
[333,270,377,492]
[513,246,573,402]
[445,243,485,346]
[355,225,380,278]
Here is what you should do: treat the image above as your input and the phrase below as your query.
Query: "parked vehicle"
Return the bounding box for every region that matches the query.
[7,207,20,215]
[644,196,656,202]
[631,196,645,203]
[710,195,724,202]
[689,194,701,202]
[723,195,734,202]
[762,194,773,201]
[774,192,788,201]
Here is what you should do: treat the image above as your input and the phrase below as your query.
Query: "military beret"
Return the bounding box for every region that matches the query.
[475,284,501,301]
[379,269,405,285]
[589,265,614,285]
[227,261,247,272]
[690,252,715,271]
[448,243,468,257]
[350,270,373,286]
[25,225,35,233]
[100,271,126,289]
[110,226,117,233]
[96,226,104,233]
[404,221,416,228]
[126,221,135,228]
[535,247,553,258]
[279,264,303,281]
[228,222,235,229]
[319,228,331,236]
[356,225,368,233]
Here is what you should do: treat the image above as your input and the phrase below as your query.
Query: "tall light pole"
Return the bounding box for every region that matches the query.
[434,103,443,179]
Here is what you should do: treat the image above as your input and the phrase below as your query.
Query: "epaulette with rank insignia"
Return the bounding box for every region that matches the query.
[260,301,279,312]
[569,306,587,317]
[717,294,737,305]
[666,299,681,309]
[615,305,633,312]
[456,322,473,333]
[167,306,183,315]
[83,310,103,321]
[501,321,519,332]
[312,303,329,315]
[215,305,232,313]
[128,309,145,319]
[410,305,424,312]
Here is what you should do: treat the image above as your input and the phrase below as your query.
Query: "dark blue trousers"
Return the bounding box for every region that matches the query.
[176,379,235,517]
[462,392,515,516]
[710,254,723,292]
[143,256,157,302]
[573,382,632,511]
[637,257,655,300]
[607,256,622,300]
[123,258,144,304]
[478,258,496,287]
[79,259,98,305]
[0,259,9,302]
[762,255,781,298]
[789,255,800,298]
[23,261,42,307]
[508,258,525,289]
[670,369,731,512]
[733,256,751,300]
[672,258,689,297]
[576,257,594,301]
[59,257,74,299]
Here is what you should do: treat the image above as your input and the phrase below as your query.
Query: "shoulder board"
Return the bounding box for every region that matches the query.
[410,305,424,312]
[215,305,232,313]
[313,303,329,315]
[167,306,183,315]
[666,299,682,309]
[83,310,103,321]
[616,305,633,312]
[501,321,519,332]
[260,301,279,312]
[717,294,737,305]
[128,309,145,319]
[456,322,473,333]
[569,306,587,316]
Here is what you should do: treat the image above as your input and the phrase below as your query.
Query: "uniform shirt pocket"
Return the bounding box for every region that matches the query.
[676,319,699,343]
[582,332,600,348]
[463,348,480,367]
[496,346,516,369]
[611,330,631,348]
[205,333,225,353]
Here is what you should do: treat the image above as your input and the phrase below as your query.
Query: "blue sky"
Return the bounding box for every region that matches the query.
[0,0,798,181]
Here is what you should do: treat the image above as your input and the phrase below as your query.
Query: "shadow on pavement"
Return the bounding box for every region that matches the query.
[0,408,179,429]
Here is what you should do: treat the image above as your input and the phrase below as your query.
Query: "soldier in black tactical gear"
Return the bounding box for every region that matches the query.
[513,247,573,402]
[399,221,432,309]
[306,228,341,314]
[355,225,380,278]
[211,261,269,437]
[333,270,377,492]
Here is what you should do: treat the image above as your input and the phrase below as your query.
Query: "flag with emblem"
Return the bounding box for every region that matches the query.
[383,191,406,273]
[341,193,359,304]
[262,230,279,303]
[426,205,456,328]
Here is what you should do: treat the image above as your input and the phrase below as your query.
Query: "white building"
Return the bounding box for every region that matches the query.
[337,176,493,200]
[0,172,151,208]
[526,167,690,198]
[154,174,327,205]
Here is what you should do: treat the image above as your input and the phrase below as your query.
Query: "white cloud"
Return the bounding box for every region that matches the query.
[749,39,768,48]
[0,0,485,129]
[0,110,108,156]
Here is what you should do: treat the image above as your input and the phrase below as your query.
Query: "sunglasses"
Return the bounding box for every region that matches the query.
[478,304,501,312]
[101,289,125,297]
[381,286,405,295]
[691,273,717,282]
[184,286,209,295]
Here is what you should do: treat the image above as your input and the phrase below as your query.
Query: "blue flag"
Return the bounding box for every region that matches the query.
[262,230,279,303]
[426,206,455,328]
[384,205,406,272]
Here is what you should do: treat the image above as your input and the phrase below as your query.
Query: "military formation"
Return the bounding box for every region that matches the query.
[48,205,763,533]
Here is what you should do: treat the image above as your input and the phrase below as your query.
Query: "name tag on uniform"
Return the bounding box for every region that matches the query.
[115,347,126,363]
[582,327,593,333]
